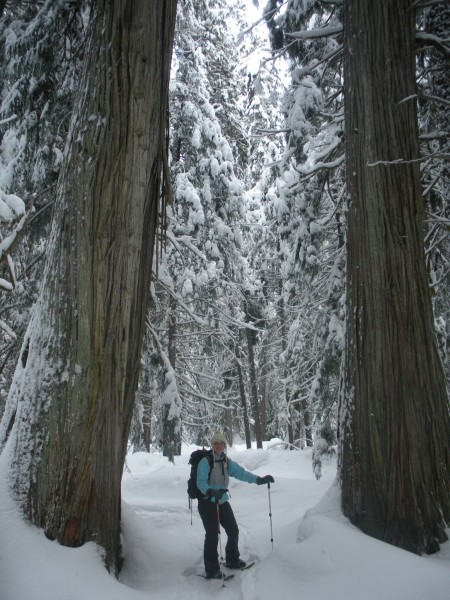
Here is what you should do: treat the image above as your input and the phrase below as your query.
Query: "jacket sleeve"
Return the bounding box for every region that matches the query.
[196,457,211,495]
[228,458,258,484]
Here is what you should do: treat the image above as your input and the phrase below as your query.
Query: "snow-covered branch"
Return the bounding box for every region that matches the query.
[178,376,240,407]
[425,211,450,227]
[147,321,182,415]
[0,114,17,126]
[416,31,450,56]
[253,127,290,135]
[0,317,17,339]
[398,92,450,108]
[412,0,449,7]
[293,153,345,181]
[163,229,209,262]
[429,264,450,289]
[286,26,343,41]
[236,0,290,44]
[367,151,450,167]
[152,274,209,327]
[0,195,36,341]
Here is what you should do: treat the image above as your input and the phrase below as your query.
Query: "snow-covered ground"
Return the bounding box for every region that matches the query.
[1,440,449,600]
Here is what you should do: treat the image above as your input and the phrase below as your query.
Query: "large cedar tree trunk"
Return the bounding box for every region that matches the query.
[340,0,450,553]
[0,0,177,572]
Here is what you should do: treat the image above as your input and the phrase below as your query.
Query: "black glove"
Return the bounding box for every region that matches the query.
[256,475,274,485]
[206,488,226,500]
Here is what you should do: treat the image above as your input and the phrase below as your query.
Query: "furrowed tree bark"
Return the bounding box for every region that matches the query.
[1,0,177,573]
[340,0,450,553]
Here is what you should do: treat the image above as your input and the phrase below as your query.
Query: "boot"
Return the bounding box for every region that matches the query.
[225,558,246,569]
[205,568,224,579]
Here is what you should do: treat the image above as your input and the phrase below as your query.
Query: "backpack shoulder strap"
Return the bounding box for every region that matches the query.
[205,450,214,481]
[206,450,213,464]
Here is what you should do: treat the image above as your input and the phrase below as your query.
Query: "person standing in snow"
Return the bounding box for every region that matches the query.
[196,431,275,579]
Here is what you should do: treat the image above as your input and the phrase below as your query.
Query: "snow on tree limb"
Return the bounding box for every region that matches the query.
[367,151,450,167]
[147,321,182,419]
[0,193,25,223]
[286,26,343,40]
[0,202,35,301]
[416,31,450,57]
[0,317,16,339]
[0,114,17,127]
[293,154,345,181]
[0,278,13,291]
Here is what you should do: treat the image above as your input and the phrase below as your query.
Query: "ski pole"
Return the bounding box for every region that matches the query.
[268,482,273,549]
[216,501,225,587]
[216,501,223,562]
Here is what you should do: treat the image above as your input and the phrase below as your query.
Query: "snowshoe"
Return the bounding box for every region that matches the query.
[225,559,255,571]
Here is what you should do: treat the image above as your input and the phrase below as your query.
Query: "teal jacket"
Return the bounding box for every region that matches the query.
[196,452,258,504]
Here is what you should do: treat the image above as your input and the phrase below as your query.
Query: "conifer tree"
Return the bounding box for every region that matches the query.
[341,0,450,554]
[0,0,177,572]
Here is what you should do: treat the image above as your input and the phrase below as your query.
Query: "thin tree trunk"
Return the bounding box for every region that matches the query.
[136,328,156,452]
[235,344,251,449]
[341,0,450,554]
[143,399,153,452]
[162,298,181,459]
[141,390,153,452]
[225,403,233,446]
[301,397,312,447]
[259,343,267,440]
[1,0,177,573]
[223,368,234,444]
[246,327,263,448]
[278,292,294,446]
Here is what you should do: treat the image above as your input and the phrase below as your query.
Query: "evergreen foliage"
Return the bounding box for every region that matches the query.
[260,0,346,472]
[135,0,255,458]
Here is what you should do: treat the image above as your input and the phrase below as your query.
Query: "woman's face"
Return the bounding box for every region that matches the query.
[213,441,225,454]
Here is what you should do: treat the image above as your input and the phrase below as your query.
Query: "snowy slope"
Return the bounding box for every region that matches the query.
[0,441,449,600]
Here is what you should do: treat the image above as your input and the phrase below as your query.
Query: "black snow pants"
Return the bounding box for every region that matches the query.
[198,498,240,573]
